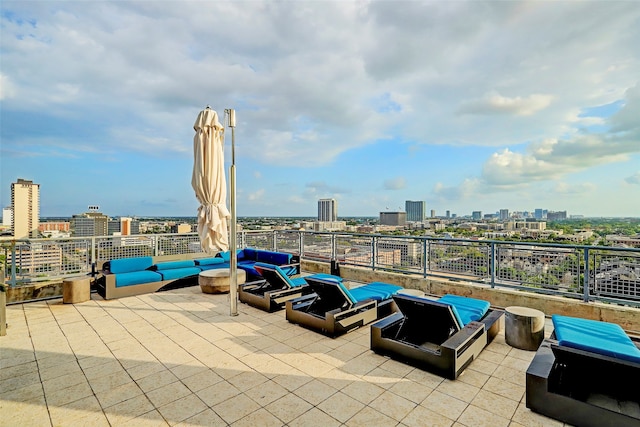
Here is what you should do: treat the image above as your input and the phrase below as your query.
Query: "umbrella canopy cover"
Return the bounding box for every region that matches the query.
[192,108,230,253]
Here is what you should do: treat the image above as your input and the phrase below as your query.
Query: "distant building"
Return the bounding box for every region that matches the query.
[499,209,509,220]
[39,222,70,232]
[71,211,109,237]
[405,200,426,222]
[313,221,346,232]
[472,211,482,220]
[534,208,546,220]
[2,207,11,227]
[170,223,192,233]
[445,210,450,218]
[318,198,338,222]
[547,211,567,221]
[430,210,436,218]
[380,212,406,226]
[11,178,40,238]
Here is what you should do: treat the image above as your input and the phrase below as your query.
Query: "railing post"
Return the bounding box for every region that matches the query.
[153,235,159,257]
[10,241,17,287]
[331,233,336,262]
[372,235,377,271]
[583,247,590,302]
[422,238,428,278]
[91,237,96,276]
[299,231,304,257]
[273,230,278,252]
[490,242,496,288]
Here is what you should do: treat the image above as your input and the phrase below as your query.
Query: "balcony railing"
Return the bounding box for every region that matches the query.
[3,230,639,306]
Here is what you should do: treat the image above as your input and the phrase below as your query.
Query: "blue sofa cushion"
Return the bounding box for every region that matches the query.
[115,271,162,287]
[109,257,154,274]
[217,250,244,262]
[152,260,196,270]
[552,315,640,364]
[348,282,402,302]
[195,258,225,266]
[156,267,201,281]
[438,294,490,327]
[238,260,259,277]
[256,250,292,265]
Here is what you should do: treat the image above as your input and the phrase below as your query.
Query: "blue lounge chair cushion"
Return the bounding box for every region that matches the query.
[348,282,403,302]
[552,315,640,364]
[156,266,201,281]
[438,294,490,327]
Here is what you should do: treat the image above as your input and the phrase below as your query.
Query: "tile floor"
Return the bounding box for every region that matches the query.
[0,286,566,426]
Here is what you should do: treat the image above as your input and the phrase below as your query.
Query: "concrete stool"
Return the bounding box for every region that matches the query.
[199,269,247,294]
[63,277,91,304]
[505,306,545,350]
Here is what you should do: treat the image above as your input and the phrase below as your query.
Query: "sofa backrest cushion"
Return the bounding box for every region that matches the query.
[195,258,225,266]
[152,260,196,270]
[217,250,244,262]
[109,257,154,274]
[256,250,292,265]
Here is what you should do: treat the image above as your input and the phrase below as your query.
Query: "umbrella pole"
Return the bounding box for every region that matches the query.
[228,109,238,316]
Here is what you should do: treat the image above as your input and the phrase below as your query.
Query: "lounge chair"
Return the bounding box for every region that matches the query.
[370,294,503,379]
[238,262,342,312]
[285,277,403,338]
[526,315,640,427]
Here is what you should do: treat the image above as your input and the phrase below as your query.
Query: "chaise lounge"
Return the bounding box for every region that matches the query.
[526,314,640,427]
[370,294,503,379]
[285,276,402,338]
[239,262,342,312]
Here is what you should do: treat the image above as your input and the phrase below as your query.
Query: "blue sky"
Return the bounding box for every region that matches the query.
[1,1,639,218]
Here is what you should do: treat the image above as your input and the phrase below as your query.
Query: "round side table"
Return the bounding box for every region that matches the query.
[199,269,247,294]
[63,277,91,304]
[505,306,545,350]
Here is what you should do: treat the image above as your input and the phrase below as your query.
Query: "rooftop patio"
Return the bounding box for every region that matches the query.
[1,284,565,427]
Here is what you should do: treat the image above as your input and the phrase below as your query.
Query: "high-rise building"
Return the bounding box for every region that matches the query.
[430,210,436,218]
[379,212,407,226]
[318,198,337,222]
[11,178,40,238]
[534,208,544,219]
[405,200,426,222]
[446,210,450,218]
[547,211,567,221]
[71,211,109,236]
[500,209,510,220]
[472,211,482,220]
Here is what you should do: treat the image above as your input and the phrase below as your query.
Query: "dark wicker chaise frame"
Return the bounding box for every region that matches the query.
[526,334,640,427]
[370,294,503,380]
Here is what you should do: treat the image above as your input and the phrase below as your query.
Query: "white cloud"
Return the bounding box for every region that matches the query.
[383,177,406,190]
[625,172,640,185]
[248,189,265,201]
[458,93,553,116]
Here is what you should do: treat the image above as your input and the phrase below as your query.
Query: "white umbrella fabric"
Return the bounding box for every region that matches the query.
[192,107,230,253]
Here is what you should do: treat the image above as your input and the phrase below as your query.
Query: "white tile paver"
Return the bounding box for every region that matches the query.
[0,286,565,426]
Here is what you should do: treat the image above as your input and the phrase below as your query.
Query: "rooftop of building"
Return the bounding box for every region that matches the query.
[1,284,565,427]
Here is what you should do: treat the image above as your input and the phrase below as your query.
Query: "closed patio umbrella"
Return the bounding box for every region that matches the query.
[192,107,230,253]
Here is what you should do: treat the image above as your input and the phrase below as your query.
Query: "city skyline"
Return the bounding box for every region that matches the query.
[1,2,639,218]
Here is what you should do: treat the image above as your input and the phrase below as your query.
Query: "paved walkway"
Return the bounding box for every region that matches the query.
[1,286,563,426]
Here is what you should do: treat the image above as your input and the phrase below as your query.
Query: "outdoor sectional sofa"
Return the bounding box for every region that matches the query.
[526,315,640,427]
[96,248,297,300]
[370,294,503,380]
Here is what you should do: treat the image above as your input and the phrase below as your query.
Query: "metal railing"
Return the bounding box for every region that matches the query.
[3,230,639,306]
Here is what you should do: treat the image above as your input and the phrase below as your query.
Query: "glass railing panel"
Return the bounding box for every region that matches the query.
[374,236,425,274]
[495,244,581,294]
[336,234,374,267]
[428,239,490,279]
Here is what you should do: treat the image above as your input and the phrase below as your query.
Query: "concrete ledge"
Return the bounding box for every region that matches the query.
[300,260,640,334]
